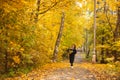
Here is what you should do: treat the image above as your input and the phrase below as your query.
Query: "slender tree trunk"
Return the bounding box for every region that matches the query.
[53,12,65,62]
[4,27,8,72]
[34,0,41,22]
[85,29,88,54]
[92,0,97,63]
[85,29,89,58]
[101,36,105,63]
[5,51,8,72]
[101,36,105,62]
[86,48,90,58]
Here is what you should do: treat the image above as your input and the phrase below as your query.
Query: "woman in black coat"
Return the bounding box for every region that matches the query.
[69,44,77,68]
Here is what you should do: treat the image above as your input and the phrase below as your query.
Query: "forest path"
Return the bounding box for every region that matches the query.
[41,66,95,80]
[40,52,96,80]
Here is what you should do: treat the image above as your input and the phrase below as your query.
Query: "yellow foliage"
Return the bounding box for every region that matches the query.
[1,0,120,79]
[20,48,24,51]
[13,56,20,64]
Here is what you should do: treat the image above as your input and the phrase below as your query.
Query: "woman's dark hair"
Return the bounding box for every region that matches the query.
[73,44,76,49]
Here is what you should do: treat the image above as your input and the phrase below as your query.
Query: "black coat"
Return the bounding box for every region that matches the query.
[69,48,77,63]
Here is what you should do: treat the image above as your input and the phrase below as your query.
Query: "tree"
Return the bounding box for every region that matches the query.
[53,12,65,62]
[92,0,97,63]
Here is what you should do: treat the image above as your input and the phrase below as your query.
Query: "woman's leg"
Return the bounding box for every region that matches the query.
[69,54,72,65]
[69,54,74,67]
[70,62,73,68]
[71,62,73,66]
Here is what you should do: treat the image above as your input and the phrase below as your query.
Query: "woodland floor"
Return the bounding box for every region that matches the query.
[40,66,95,80]
[40,52,95,80]
[4,52,120,80]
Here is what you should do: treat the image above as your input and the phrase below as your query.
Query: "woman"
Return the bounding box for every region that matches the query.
[69,44,77,68]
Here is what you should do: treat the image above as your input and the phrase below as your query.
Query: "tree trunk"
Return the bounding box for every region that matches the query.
[92,0,97,63]
[86,48,90,58]
[5,51,8,72]
[114,7,120,40]
[85,29,90,58]
[53,12,65,62]
[34,0,41,22]
[101,31,105,63]
[85,29,88,58]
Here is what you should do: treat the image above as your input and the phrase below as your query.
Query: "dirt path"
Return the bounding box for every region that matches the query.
[74,50,83,63]
[40,52,96,80]
[41,67,95,80]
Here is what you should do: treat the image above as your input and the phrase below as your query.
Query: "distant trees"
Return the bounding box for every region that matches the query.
[93,0,120,62]
[81,0,120,63]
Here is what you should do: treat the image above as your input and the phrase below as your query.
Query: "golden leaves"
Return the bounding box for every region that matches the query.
[20,48,24,52]
[0,0,119,80]
[13,56,20,64]
[79,62,120,80]
[1,0,26,13]
[106,0,118,10]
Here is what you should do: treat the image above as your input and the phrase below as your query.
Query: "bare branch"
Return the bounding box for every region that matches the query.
[104,2,114,33]
[39,2,58,14]
[105,11,114,33]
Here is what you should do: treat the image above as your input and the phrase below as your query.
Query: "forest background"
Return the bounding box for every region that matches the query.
[0,0,120,78]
